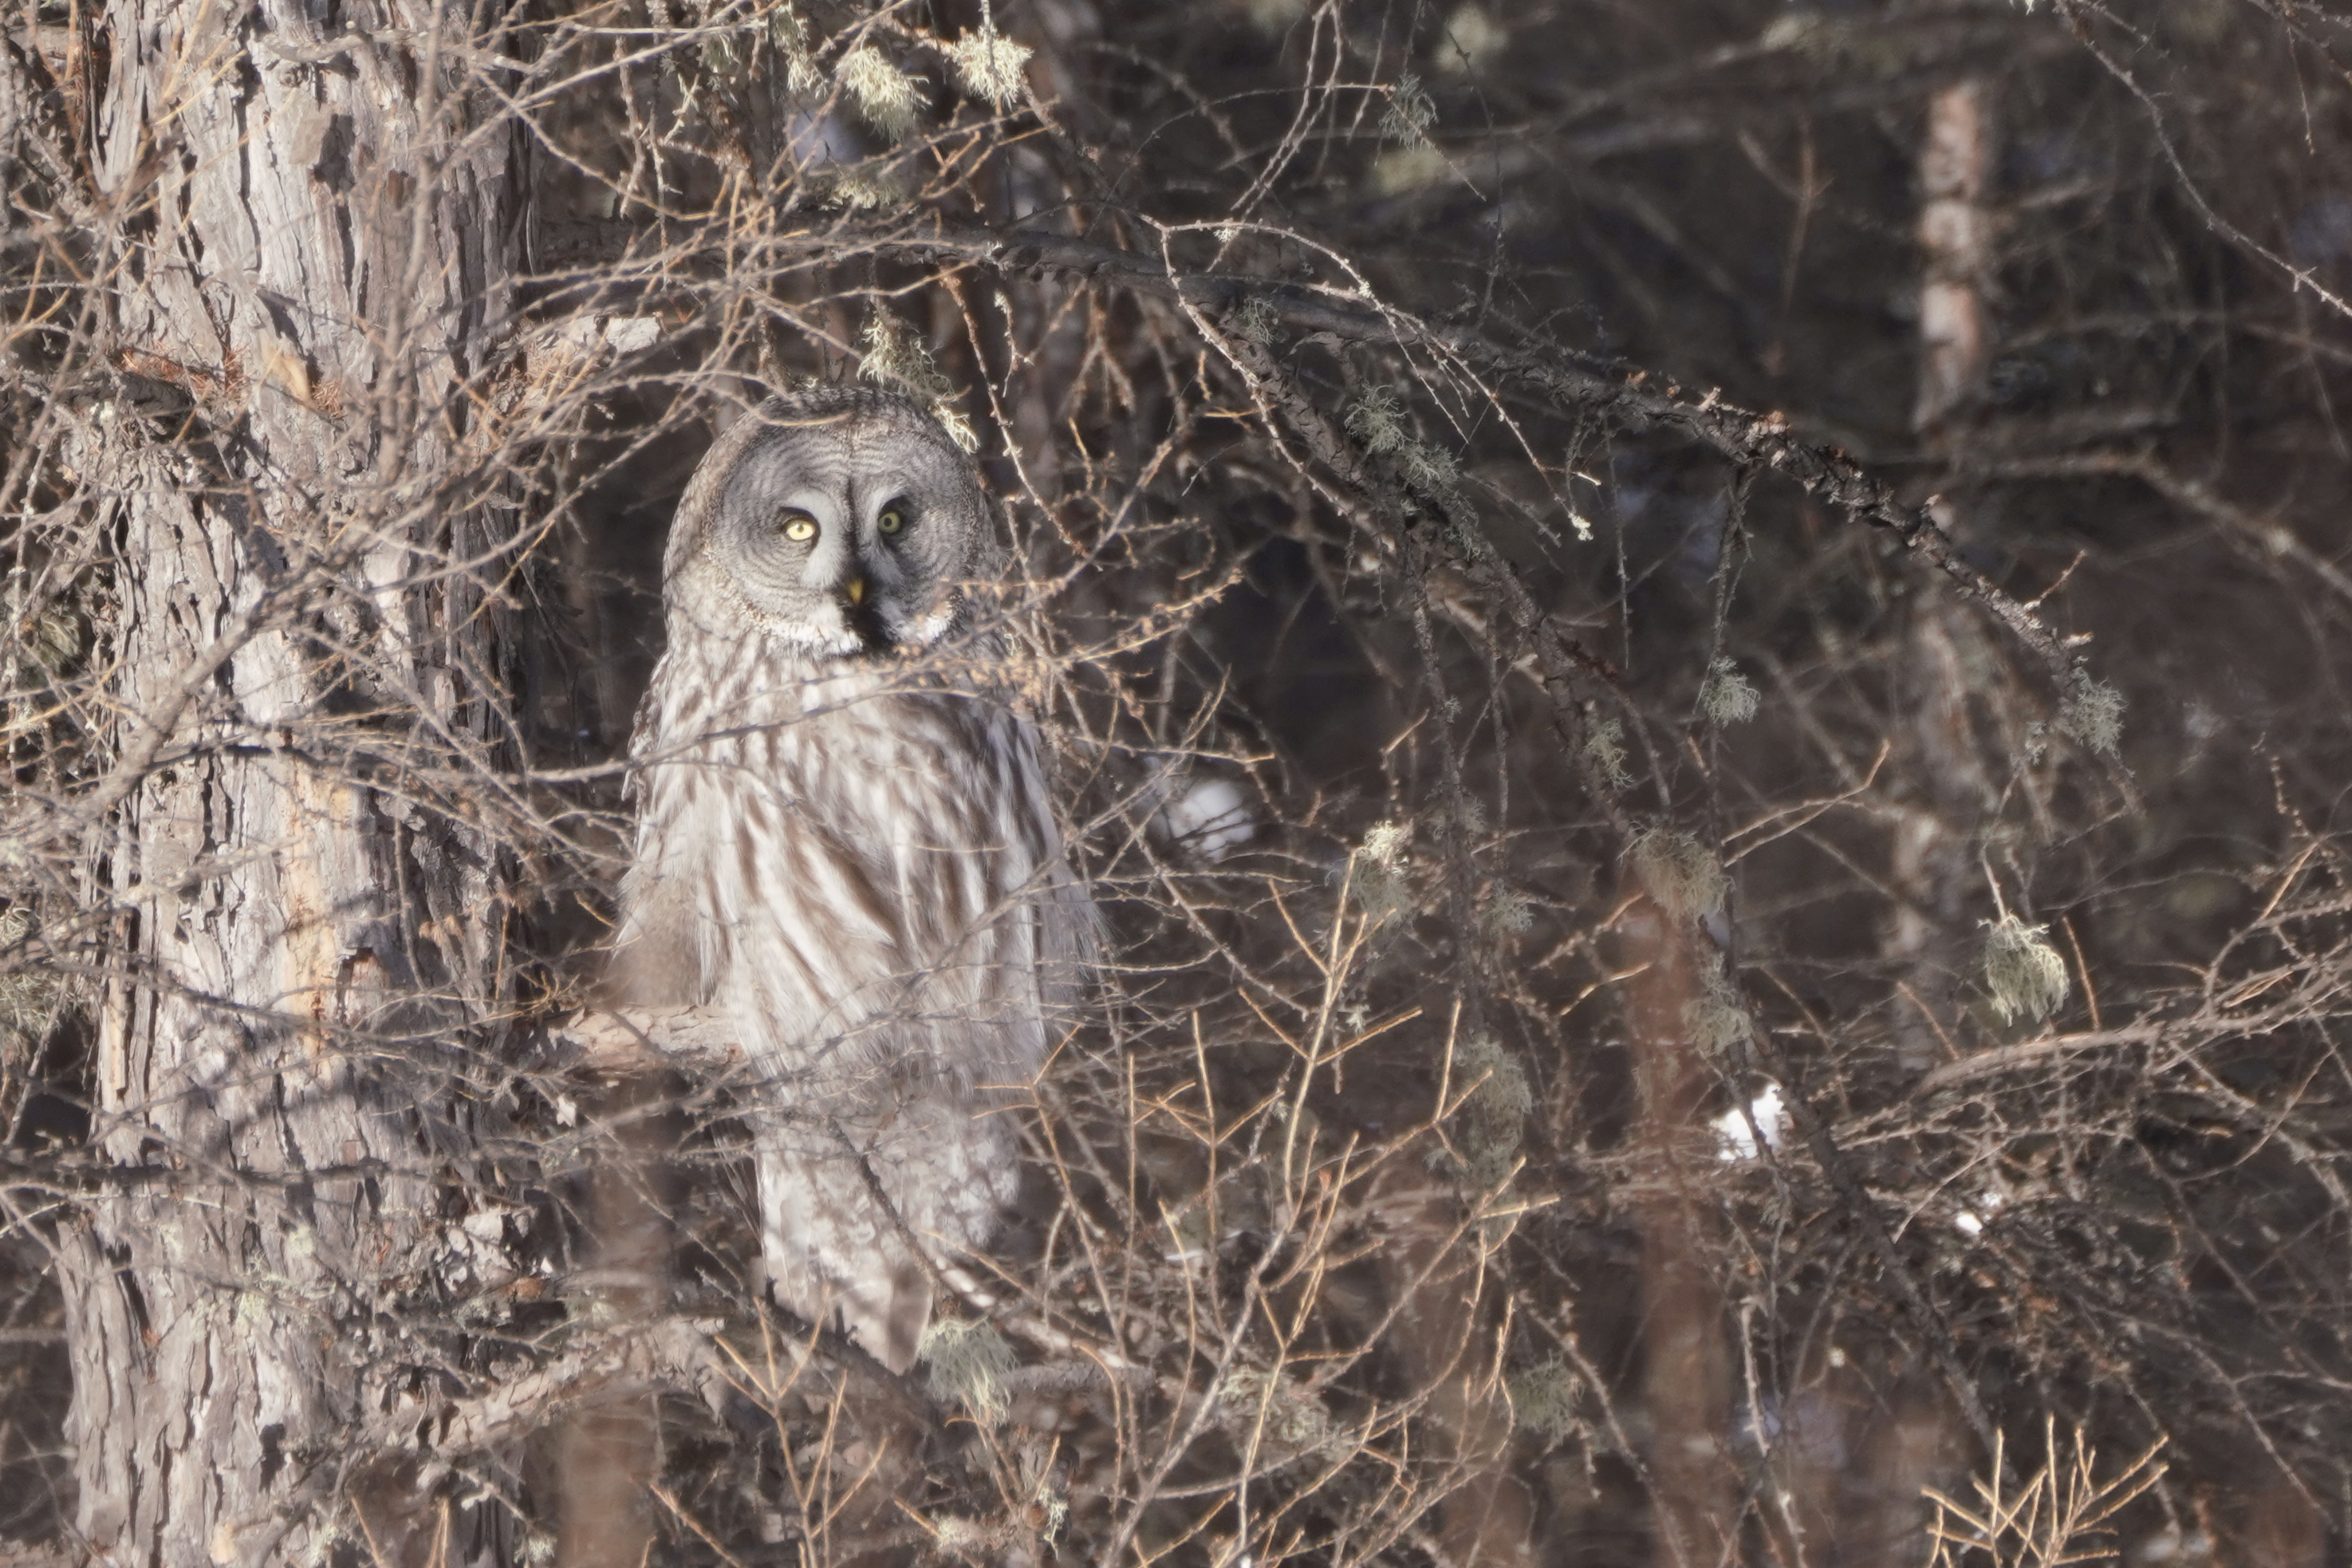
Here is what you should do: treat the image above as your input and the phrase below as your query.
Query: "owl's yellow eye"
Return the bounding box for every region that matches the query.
[781,511,819,542]
[877,505,908,537]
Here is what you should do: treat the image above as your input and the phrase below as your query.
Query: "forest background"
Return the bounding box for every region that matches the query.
[4,0,2352,1564]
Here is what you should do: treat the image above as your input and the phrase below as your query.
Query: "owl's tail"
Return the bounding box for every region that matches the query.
[754,1094,1020,1375]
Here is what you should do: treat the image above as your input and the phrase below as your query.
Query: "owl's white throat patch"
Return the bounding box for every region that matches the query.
[880,597,963,652]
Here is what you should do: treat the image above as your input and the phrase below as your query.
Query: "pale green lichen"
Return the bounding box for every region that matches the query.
[1508,1354,1580,1440]
[1456,794,1487,836]
[1700,657,1759,726]
[22,601,81,673]
[1448,1033,1533,1188]
[2060,669,2125,757]
[1686,961,1751,1058]
[1400,439,1460,491]
[1981,913,2070,1025]
[1232,295,1279,345]
[1458,1033,1534,1122]
[770,6,824,97]
[1025,1457,1072,1542]
[933,406,980,453]
[1585,717,1631,790]
[1483,884,1533,939]
[0,905,56,1051]
[859,311,978,451]
[1352,820,1419,926]
[1345,387,1411,454]
[859,309,951,399]
[836,44,924,140]
[1381,71,1437,148]
[1628,826,1728,920]
[925,1515,995,1558]
[944,29,1031,109]
[919,1315,1016,1424]
[1345,386,1460,490]
[822,168,908,214]
[1361,820,1409,865]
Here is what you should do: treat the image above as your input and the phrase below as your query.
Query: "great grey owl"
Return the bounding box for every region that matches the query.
[609,386,1093,1373]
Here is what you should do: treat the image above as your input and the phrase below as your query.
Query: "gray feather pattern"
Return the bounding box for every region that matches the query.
[612,388,1093,1371]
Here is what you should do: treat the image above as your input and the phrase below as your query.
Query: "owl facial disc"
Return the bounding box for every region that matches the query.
[669,389,991,660]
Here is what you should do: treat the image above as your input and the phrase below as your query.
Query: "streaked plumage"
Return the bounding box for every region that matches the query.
[611,388,1092,1370]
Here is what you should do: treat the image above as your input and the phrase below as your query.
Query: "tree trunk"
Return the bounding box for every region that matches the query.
[1887,77,2000,1074]
[60,4,521,1562]
[1622,898,1732,1568]
[1817,71,1999,1564]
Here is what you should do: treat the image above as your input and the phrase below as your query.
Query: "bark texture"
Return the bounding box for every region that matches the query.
[61,4,520,1562]
[1622,900,1732,1568]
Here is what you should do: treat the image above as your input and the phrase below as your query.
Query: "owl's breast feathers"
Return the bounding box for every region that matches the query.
[614,636,1092,1098]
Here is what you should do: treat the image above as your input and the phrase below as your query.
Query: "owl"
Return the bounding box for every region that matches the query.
[609,386,1093,1373]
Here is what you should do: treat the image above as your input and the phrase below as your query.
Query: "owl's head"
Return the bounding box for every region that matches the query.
[666,388,991,658]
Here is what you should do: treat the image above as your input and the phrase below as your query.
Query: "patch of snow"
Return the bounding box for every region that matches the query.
[1711,1083,1786,1162]
[1158,777,1256,861]
[1953,1188,2007,1238]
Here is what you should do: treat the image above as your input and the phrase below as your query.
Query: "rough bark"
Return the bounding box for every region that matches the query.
[1621,900,1731,1568]
[1914,81,1994,438]
[59,3,521,1562]
[1888,78,2001,1074]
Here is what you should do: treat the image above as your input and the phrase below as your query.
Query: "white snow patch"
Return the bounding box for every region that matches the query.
[1953,1188,2007,1237]
[1158,778,1257,861]
[1711,1084,1786,1162]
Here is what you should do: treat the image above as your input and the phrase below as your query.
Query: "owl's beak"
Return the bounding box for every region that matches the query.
[838,572,891,654]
